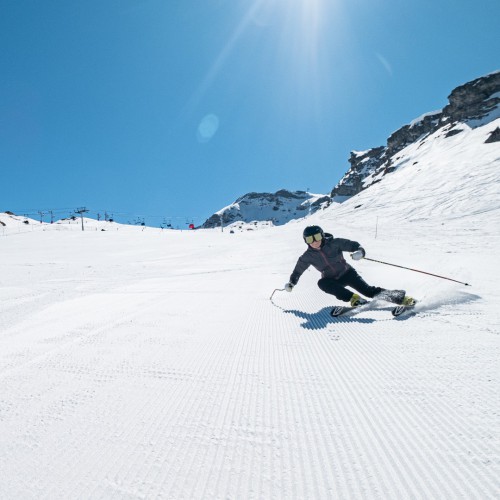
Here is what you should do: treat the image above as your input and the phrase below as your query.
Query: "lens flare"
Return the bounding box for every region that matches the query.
[197,114,220,143]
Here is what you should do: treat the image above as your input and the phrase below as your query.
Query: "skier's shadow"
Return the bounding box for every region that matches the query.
[284,307,376,330]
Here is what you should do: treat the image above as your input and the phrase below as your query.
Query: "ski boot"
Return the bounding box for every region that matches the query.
[330,294,368,317]
[350,293,368,307]
[392,296,417,317]
[401,296,416,306]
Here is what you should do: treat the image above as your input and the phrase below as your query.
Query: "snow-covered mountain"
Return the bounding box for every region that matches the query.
[1,74,500,499]
[0,211,39,228]
[202,72,499,229]
[201,189,330,228]
[0,211,126,235]
[332,71,500,198]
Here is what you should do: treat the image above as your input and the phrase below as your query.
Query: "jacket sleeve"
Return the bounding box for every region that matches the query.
[289,254,310,285]
[335,238,362,253]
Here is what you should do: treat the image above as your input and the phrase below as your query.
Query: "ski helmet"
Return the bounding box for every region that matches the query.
[303,225,324,244]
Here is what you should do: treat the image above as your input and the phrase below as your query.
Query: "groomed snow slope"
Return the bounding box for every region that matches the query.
[1,119,499,498]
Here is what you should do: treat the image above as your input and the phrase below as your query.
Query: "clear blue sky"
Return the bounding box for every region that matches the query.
[1,0,499,226]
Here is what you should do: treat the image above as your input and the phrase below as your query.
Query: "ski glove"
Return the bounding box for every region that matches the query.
[350,247,366,261]
[284,282,294,292]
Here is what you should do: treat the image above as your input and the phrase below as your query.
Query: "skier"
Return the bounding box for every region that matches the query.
[284,225,415,311]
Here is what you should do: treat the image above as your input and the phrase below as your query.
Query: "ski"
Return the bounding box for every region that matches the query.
[391,304,416,317]
[330,302,370,317]
[331,299,418,318]
[330,305,356,317]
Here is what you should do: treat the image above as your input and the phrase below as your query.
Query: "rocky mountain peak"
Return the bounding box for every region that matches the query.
[201,190,330,228]
[331,71,500,198]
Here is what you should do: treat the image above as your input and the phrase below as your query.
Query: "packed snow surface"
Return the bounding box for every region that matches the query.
[1,119,499,498]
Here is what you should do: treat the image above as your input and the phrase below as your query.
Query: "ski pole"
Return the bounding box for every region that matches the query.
[269,288,287,310]
[362,257,471,286]
[270,288,285,301]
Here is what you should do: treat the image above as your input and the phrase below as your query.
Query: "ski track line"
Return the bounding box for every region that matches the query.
[174,314,252,499]
[97,298,257,499]
[1,294,223,499]
[221,294,368,498]
[371,325,500,496]
[269,301,329,499]
[278,296,341,498]
[78,304,225,498]
[2,284,498,499]
[0,296,152,382]
[349,306,498,498]
[293,295,399,498]
[326,318,498,498]
[193,308,265,498]
[202,299,275,498]
[277,290,499,499]
[5,303,136,497]
[280,293,414,498]
[282,292,406,497]
[115,318,236,499]
[248,298,328,498]
[330,327,452,499]
[256,305,293,498]
[294,293,416,499]
[328,302,499,498]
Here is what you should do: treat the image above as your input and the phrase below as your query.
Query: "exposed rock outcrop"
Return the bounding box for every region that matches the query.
[202,190,330,228]
[331,71,500,198]
[485,127,500,143]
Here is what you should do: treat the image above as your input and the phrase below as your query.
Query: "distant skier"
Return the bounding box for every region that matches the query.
[285,225,415,309]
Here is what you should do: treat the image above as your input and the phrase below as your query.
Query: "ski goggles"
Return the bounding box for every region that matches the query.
[304,233,323,244]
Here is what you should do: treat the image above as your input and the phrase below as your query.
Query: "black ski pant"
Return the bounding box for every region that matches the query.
[318,268,383,303]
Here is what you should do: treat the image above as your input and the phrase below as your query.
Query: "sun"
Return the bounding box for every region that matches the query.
[185,0,338,118]
[252,0,327,47]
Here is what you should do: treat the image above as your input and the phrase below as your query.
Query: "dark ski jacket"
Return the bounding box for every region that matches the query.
[289,233,362,284]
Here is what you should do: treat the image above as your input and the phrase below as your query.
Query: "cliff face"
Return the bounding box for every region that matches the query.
[331,71,500,198]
